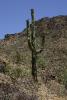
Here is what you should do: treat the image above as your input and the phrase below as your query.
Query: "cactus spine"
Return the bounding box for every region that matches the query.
[26,9,45,81]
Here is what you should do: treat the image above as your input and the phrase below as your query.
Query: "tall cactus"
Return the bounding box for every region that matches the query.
[26,9,45,81]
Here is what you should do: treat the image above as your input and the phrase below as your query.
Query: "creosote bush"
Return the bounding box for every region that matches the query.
[4,63,31,82]
[5,65,22,80]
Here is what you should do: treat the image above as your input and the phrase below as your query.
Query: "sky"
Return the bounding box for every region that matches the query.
[0,0,67,39]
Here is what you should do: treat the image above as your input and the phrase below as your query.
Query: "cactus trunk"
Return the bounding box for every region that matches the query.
[32,51,37,81]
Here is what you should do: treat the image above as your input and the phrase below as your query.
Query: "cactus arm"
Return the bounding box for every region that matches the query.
[36,33,45,54]
[26,20,35,51]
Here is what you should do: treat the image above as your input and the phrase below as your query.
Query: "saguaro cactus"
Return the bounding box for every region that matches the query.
[26,9,45,81]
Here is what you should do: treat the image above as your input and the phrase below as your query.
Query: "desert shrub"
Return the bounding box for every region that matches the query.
[0,60,6,73]
[5,64,31,81]
[62,69,67,89]
[57,68,67,89]
[15,51,21,64]
[37,56,46,70]
[10,67,22,78]
[5,65,22,80]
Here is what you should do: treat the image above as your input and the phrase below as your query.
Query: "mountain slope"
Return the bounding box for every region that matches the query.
[0,15,67,99]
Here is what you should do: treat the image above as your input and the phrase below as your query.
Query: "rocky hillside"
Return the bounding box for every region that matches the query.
[0,15,67,100]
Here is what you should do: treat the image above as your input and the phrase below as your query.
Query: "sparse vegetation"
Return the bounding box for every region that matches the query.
[15,50,21,64]
[0,14,67,99]
[5,64,22,80]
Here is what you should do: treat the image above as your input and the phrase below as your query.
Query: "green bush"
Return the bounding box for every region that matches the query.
[37,56,46,70]
[5,65,22,79]
[10,67,22,78]
[5,64,31,81]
